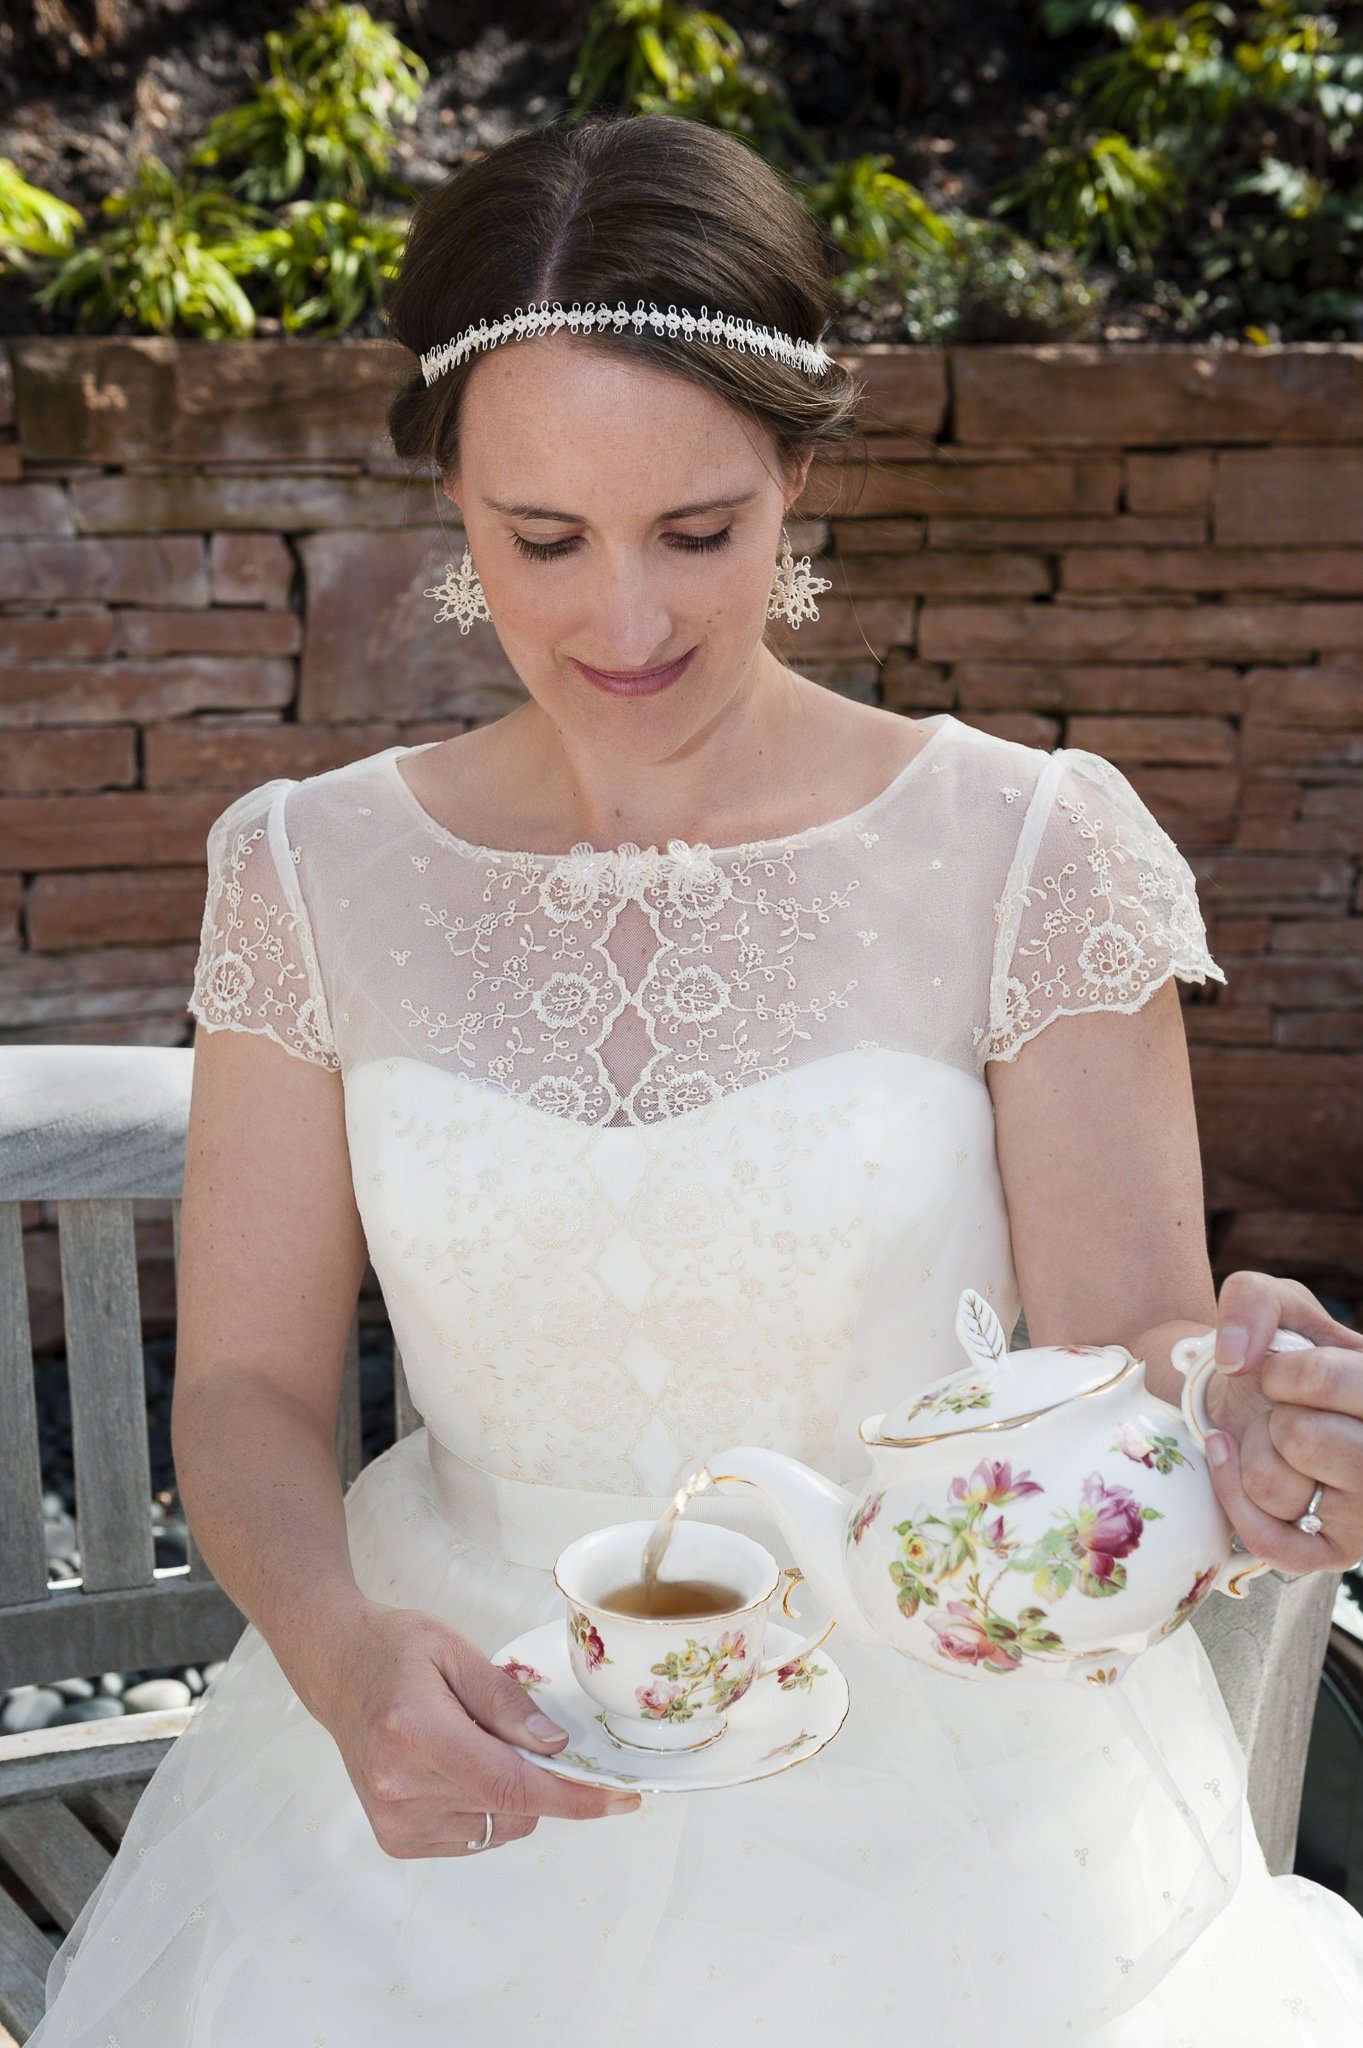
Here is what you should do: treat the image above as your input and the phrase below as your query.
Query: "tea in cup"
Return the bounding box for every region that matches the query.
[553,1519,836,1754]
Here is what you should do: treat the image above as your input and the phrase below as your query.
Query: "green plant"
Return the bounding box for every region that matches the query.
[226,197,408,334]
[30,155,267,336]
[992,130,1184,263]
[191,1,427,206]
[1191,156,1363,332]
[796,153,956,265]
[568,0,746,117]
[833,214,1105,343]
[1066,2,1243,139]
[0,158,83,272]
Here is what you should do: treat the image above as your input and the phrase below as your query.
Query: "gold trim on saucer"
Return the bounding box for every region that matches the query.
[860,1354,1143,1447]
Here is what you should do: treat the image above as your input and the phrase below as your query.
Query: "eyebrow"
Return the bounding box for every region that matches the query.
[481,491,759,523]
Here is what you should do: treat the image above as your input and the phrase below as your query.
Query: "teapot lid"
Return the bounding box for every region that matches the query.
[861,1289,1137,1446]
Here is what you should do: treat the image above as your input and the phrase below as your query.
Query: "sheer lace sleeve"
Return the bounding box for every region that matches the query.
[982,747,1226,1067]
[187,777,341,1073]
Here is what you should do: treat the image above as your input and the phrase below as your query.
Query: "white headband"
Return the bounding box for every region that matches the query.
[419,296,835,387]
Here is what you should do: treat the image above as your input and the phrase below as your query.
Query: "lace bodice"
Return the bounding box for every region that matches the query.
[186,712,1226,1495]
[186,711,1225,1113]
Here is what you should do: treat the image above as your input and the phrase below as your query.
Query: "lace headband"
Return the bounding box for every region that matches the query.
[419,297,835,387]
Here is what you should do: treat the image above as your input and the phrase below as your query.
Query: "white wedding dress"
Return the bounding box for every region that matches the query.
[30,710,1363,2045]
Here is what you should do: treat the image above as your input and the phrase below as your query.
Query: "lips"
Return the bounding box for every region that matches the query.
[572,647,697,697]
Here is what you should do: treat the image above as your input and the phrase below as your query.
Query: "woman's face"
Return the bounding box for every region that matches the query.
[441,331,812,759]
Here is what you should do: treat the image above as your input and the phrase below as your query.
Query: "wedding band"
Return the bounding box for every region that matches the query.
[1296,1484,1326,1537]
[464,1811,494,1852]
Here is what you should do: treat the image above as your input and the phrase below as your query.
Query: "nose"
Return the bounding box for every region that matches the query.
[576,556,679,674]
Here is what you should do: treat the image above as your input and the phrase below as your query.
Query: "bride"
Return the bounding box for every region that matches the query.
[31,109,1363,2045]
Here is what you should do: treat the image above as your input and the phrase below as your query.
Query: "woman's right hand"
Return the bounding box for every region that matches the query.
[311,1601,643,1856]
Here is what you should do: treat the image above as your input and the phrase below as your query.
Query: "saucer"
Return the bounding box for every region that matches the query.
[492,1617,851,1794]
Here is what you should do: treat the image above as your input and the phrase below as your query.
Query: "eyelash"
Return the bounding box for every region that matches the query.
[510,527,734,563]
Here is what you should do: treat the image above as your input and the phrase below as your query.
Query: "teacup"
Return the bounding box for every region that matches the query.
[553,1518,836,1753]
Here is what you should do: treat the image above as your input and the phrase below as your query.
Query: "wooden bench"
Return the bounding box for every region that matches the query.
[0,1045,1343,2042]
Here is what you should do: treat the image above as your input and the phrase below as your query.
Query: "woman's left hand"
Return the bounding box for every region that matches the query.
[1201,1269,1363,1577]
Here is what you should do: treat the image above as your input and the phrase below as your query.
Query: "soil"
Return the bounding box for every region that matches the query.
[0,0,1179,345]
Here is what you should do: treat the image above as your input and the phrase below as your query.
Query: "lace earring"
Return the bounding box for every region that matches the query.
[767,526,832,630]
[424,546,492,634]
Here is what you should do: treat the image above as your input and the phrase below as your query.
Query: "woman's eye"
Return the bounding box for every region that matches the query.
[510,527,733,563]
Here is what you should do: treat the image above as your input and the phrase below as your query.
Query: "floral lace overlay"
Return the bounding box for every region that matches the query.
[187,780,341,1073]
[981,747,1226,1065]
[399,830,874,1127]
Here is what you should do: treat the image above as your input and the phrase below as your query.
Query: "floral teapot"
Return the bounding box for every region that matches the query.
[705,1288,1313,1689]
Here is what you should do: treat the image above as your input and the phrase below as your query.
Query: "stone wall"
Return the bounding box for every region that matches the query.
[2,337,1360,1349]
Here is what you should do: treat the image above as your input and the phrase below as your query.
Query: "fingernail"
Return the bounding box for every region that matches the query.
[525,1712,567,1742]
[1206,1431,1230,1467]
[1214,1325,1249,1374]
[606,1795,642,1814]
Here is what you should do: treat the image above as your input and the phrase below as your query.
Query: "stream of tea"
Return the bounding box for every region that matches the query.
[639,1464,718,1599]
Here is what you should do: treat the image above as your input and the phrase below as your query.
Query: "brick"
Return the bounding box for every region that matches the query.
[878,656,953,711]
[1060,548,1363,594]
[1183,1006,1274,1045]
[0,536,208,605]
[209,531,296,606]
[0,790,234,870]
[830,346,948,436]
[954,344,1363,446]
[0,444,22,481]
[69,473,444,535]
[1241,781,1301,818]
[1234,818,1363,855]
[1217,448,1363,545]
[0,613,116,659]
[950,710,1062,749]
[11,336,411,465]
[0,943,198,1029]
[0,874,18,947]
[1064,714,1236,765]
[1241,725,1363,775]
[1217,1209,1363,1285]
[1193,853,1354,914]
[297,528,529,725]
[1273,1013,1363,1050]
[1206,917,1272,951]
[1243,668,1363,727]
[1220,955,1363,1006]
[768,598,919,661]
[849,462,1121,520]
[829,519,927,553]
[114,609,301,656]
[919,601,1363,663]
[1191,1046,1363,1207]
[833,552,1050,597]
[1118,767,1240,837]
[1125,451,1214,514]
[0,726,136,792]
[144,720,401,788]
[928,515,1207,548]
[952,663,1244,715]
[1269,919,1363,952]
[0,483,73,537]
[26,867,208,948]
[0,656,294,728]
[1303,785,1363,816]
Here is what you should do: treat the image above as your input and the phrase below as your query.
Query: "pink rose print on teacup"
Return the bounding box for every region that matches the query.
[499,1658,549,1691]
[568,1606,611,1669]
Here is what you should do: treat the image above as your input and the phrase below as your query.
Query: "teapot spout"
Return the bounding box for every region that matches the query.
[704,1446,872,1643]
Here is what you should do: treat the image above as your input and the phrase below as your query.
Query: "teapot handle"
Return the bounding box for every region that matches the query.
[1169,1326,1315,1598]
[755,1567,838,1680]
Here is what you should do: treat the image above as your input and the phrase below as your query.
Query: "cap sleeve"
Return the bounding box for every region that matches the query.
[187,777,341,1073]
[981,747,1226,1068]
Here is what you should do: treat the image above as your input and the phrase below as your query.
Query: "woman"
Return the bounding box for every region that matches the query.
[31,111,1363,2045]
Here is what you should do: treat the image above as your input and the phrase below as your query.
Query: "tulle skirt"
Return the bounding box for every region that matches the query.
[28,1427,1363,2046]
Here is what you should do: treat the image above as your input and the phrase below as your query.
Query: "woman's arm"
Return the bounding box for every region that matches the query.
[986,978,1363,1573]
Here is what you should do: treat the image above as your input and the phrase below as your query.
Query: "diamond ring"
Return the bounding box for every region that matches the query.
[1296,1484,1326,1537]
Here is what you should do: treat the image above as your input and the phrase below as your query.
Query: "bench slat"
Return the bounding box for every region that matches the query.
[0,1204,48,1607]
[0,1882,54,2041]
[57,1200,155,1594]
[171,1199,215,1585]
[80,1780,145,1842]
[0,1800,111,1933]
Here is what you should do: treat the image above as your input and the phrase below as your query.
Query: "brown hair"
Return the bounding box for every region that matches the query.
[382,111,865,505]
